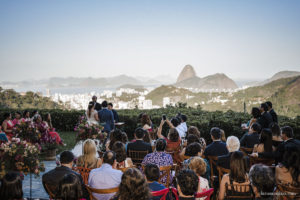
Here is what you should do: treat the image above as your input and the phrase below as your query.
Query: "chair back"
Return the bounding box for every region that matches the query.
[217,166,231,185]
[158,165,172,187]
[117,166,134,173]
[225,183,253,199]
[249,156,274,167]
[45,183,56,199]
[194,188,214,199]
[207,156,218,187]
[128,150,148,166]
[276,183,300,200]
[151,187,179,200]
[240,147,253,156]
[86,185,119,200]
[73,166,92,185]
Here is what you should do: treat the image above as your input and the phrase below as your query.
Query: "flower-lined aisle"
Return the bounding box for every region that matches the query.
[0,118,63,179]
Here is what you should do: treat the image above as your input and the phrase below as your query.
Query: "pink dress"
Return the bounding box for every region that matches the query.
[45,122,62,144]
[4,120,14,140]
[13,119,21,126]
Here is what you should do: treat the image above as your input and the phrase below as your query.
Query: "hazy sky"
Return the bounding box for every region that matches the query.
[0,0,300,82]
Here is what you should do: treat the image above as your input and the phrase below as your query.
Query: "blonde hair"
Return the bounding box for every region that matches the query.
[189,156,207,176]
[82,139,97,164]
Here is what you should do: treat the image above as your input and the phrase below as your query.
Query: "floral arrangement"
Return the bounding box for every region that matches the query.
[0,138,45,178]
[74,115,106,142]
[13,120,41,143]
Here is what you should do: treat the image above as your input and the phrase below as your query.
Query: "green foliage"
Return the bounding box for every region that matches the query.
[0,88,63,109]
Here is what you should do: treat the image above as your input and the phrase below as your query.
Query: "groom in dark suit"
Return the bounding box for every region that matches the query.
[257,103,273,128]
[98,101,115,134]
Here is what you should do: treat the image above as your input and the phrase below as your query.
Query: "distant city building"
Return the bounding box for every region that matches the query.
[163,97,170,108]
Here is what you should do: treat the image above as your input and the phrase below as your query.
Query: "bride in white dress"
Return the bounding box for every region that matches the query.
[72,103,101,157]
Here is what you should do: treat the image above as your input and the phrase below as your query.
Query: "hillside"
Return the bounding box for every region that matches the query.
[0,87,63,109]
[255,70,300,86]
[146,85,194,106]
[147,76,300,117]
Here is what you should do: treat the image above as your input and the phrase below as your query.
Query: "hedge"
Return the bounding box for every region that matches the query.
[1,108,299,143]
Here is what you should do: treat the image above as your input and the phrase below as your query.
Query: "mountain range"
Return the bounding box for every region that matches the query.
[174,65,238,90]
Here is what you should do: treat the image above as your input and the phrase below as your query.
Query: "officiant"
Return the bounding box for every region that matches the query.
[89,95,102,111]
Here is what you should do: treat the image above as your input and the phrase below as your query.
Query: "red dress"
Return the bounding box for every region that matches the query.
[4,120,14,140]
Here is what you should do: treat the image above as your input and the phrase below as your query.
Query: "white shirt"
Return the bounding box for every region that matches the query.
[176,122,187,138]
[88,163,123,200]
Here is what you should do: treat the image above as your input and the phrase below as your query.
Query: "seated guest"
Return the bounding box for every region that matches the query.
[249,107,261,129]
[144,164,166,192]
[12,111,22,125]
[112,141,133,168]
[107,129,128,151]
[186,126,206,149]
[177,114,188,138]
[270,123,283,149]
[127,128,153,160]
[218,136,240,170]
[157,119,181,152]
[0,126,8,142]
[259,126,300,164]
[183,142,210,181]
[31,110,39,121]
[180,134,200,159]
[108,103,119,123]
[189,157,210,194]
[257,103,273,129]
[44,113,64,145]
[165,117,186,139]
[249,164,275,200]
[240,123,261,148]
[142,139,173,184]
[1,112,14,141]
[0,172,23,200]
[21,110,31,122]
[218,151,251,200]
[176,169,199,200]
[88,151,123,200]
[57,174,83,200]
[276,145,300,186]
[111,168,151,200]
[77,139,102,169]
[204,127,228,157]
[42,151,89,199]
[253,128,274,153]
[98,101,115,134]
[220,129,226,143]
[266,101,278,123]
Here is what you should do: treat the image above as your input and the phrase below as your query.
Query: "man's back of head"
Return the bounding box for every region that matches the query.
[60,151,75,167]
[281,126,294,140]
[103,151,116,166]
[251,123,261,133]
[134,127,146,139]
[210,127,221,141]
[102,101,108,108]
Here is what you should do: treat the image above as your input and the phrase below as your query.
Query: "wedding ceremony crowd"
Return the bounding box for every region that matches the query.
[0,97,300,200]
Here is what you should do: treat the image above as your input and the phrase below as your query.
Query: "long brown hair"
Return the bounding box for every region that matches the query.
[87,103,94,118]
[229,151,248,183]
[141,114,151,126]
[116,168,151,200]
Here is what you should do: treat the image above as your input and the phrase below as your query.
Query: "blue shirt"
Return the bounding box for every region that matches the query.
[98,108,115,133]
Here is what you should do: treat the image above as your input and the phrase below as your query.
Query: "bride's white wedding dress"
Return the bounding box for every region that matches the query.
[72,109,100,157]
